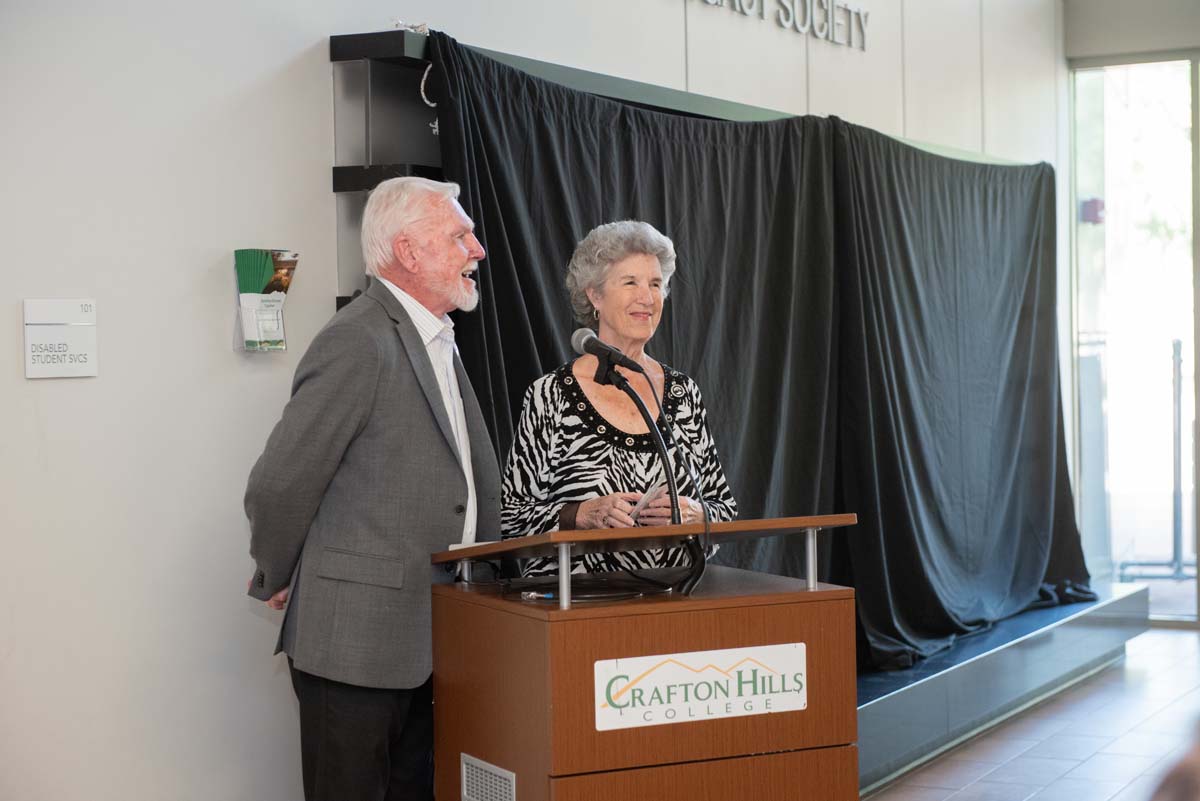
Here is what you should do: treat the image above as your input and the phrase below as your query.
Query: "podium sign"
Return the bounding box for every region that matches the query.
[594,642,807,731]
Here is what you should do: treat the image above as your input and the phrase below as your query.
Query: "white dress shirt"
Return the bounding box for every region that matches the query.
[377,277,477,545]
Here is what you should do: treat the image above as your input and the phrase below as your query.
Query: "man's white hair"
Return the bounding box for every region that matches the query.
[360,176,462,277]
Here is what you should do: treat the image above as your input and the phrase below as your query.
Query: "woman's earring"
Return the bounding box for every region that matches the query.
[593,308,599,321]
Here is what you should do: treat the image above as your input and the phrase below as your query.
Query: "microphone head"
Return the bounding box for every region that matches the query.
[570,327,597,356]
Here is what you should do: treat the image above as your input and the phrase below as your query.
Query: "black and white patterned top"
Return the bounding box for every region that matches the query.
[500,362,737,575]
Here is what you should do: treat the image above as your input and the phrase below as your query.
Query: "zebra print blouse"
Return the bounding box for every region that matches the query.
[500,362,737,575]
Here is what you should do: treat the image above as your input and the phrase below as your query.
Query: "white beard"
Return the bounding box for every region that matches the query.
[450,273,480,312]
[429,261,480,312]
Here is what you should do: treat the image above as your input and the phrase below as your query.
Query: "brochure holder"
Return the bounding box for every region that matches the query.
[233,249,298,351]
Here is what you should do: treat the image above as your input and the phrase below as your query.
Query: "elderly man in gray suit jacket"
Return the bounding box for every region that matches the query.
[245,176,501,801]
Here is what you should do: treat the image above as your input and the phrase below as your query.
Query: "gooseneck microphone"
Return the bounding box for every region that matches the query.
[570,328,645,374]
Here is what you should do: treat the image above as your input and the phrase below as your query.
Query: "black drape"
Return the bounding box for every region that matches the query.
[431,34,840,565]
[428,33,1088,670]
[832,124,1086,667]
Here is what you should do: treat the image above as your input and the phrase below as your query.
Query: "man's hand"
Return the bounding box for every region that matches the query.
[248,578,290,610]
[265,587,289,610]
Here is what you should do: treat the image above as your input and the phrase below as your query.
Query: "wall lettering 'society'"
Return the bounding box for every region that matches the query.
[698,0,871,51]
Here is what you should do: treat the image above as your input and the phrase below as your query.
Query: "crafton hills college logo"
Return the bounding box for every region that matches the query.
[592,643,807,731]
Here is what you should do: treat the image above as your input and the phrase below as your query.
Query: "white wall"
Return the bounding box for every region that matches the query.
[1055,0,1077,474]
[686,2,809,115]
[0,2,1068,799]
[904,0,984,152]
[681,0,1061,160]
[982,0,1060,164]
[1065,0,1200,60]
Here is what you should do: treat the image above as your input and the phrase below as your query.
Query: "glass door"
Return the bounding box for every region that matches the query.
[1073,59,1198,620]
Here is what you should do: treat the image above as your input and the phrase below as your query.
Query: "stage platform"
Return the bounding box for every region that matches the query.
[856,582,1150,790]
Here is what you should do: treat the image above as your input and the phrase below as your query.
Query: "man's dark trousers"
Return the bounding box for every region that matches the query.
[289,662,433,801]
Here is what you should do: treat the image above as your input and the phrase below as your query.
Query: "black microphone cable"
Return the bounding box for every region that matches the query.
[640,370,713,561]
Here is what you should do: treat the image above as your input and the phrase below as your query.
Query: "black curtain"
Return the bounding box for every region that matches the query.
[428,33,1088,670]
[832,124,1087,667]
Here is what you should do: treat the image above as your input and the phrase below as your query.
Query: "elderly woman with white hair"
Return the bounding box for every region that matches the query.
[500,220,737,575]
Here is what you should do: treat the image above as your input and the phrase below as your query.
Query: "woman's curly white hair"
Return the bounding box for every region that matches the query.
[565,220,676,327]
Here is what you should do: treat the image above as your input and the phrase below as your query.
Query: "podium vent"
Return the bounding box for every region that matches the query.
[461,753,516,801]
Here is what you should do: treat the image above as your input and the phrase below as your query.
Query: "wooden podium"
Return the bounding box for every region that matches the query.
[430,515,858,801]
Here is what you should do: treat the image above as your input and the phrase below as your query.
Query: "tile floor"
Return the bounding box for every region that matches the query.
[865,629,1200,801]
[1138,579,1198,619]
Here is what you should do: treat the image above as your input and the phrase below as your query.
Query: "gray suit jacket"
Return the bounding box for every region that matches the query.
[245,279,501,689]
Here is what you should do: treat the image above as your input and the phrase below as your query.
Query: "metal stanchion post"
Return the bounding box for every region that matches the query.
[558,542,571,610]
[805,527,819,590]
